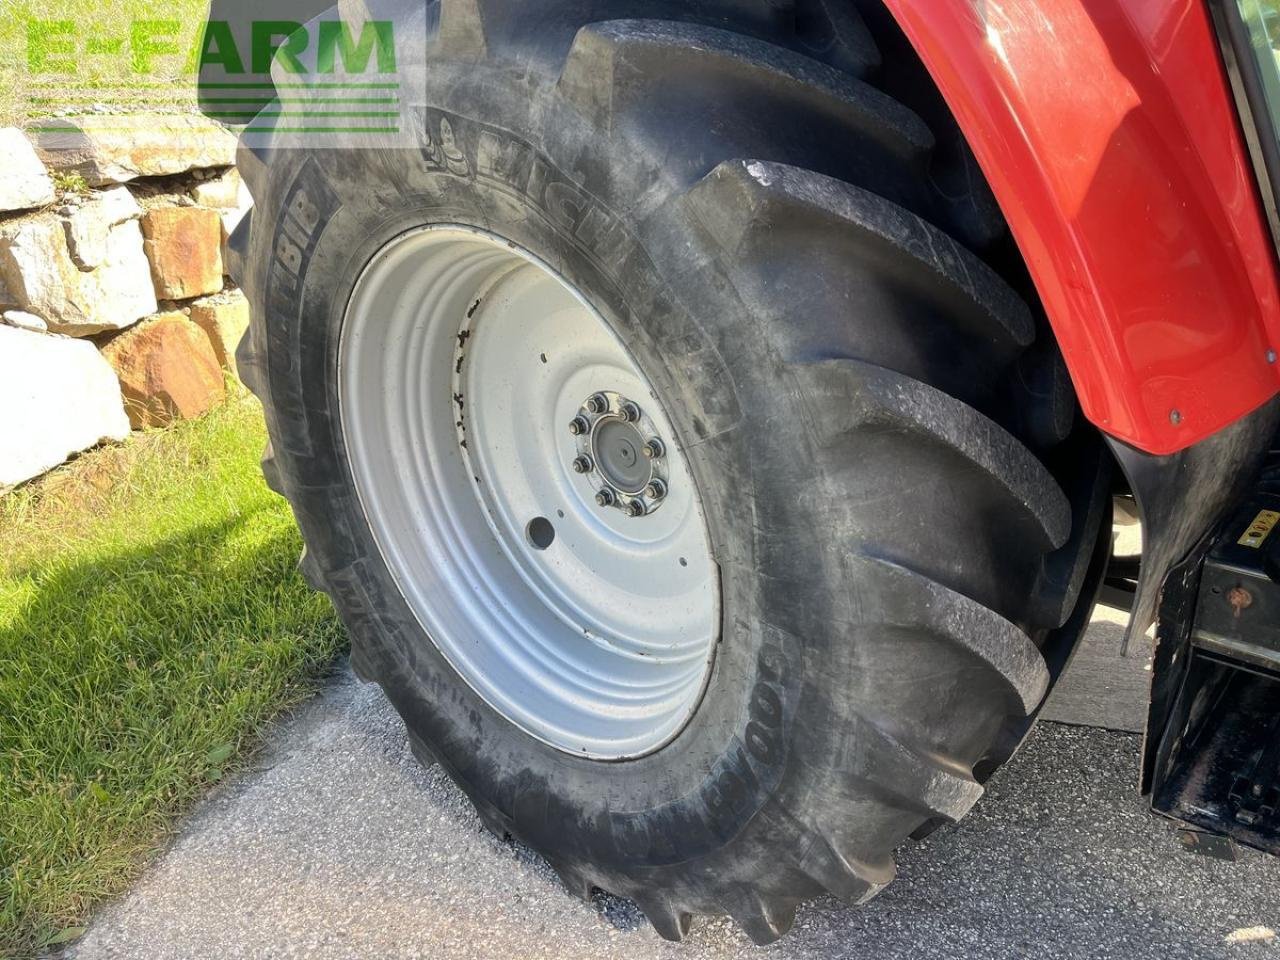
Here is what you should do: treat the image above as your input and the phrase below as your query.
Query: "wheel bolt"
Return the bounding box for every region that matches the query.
[642,438,665,460]
[624,499,646,518]
[586,393,609,414]
[620,401,641,423]
[568,416,589,436]
[595,488,615,507]
[572,455,592,474]
[645,479,667,500]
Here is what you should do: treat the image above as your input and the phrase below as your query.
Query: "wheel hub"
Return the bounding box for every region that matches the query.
[568,390,669,515]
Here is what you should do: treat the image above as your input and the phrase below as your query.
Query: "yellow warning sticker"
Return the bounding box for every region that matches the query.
[1237,509,1280,548]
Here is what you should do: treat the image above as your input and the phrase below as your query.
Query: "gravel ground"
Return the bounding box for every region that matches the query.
[68,663,1280,960]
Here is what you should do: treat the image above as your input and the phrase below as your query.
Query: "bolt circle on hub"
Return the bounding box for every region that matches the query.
[567,389,671,518]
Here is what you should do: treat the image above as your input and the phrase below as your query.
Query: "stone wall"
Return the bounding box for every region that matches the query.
[0,119,253,492]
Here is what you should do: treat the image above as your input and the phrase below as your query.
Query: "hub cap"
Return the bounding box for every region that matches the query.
[338,226,719,759]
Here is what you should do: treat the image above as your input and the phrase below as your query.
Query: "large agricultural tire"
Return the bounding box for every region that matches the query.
[229,0,1111,944]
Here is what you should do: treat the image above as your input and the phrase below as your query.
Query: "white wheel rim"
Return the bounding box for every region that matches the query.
[338,226,719,759]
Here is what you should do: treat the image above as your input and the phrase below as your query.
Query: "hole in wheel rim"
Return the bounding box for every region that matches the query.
[526,517,555,550]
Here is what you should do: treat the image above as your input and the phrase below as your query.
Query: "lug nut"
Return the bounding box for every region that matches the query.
[645,479,667,500]
[620,401,641,423]
[642,438,665,460]
[572,455,593,474]
[586,393,609,414]
[595,488,615,507]
[568,416,589,436]
[624,499,646,518]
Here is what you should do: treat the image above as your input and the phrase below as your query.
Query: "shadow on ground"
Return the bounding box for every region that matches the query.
[1,512,341,955]
[63,661,1280,960]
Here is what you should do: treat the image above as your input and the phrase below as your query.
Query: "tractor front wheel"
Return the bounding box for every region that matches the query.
[231,0,1109,942]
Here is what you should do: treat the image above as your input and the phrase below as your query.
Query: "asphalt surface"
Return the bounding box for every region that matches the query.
[68,663,1280,960]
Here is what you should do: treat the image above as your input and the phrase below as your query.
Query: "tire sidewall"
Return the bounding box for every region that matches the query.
[246,105,834,876]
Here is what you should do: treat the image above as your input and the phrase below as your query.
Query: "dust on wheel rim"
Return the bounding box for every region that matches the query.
[338,225,720,759]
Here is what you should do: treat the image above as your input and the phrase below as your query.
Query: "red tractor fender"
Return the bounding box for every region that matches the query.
[885,0,1280,455]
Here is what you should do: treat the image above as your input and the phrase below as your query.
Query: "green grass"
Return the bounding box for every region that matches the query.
[0,0,208,126]
[0,392,345,957]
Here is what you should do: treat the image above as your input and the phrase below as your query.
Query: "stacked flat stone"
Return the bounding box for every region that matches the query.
[0,119,253,491]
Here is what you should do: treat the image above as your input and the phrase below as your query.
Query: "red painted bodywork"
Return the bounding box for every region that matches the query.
[884,0,1280,455]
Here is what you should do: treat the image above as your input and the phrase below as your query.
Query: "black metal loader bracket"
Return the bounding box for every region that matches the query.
[1114,396,1280,853]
